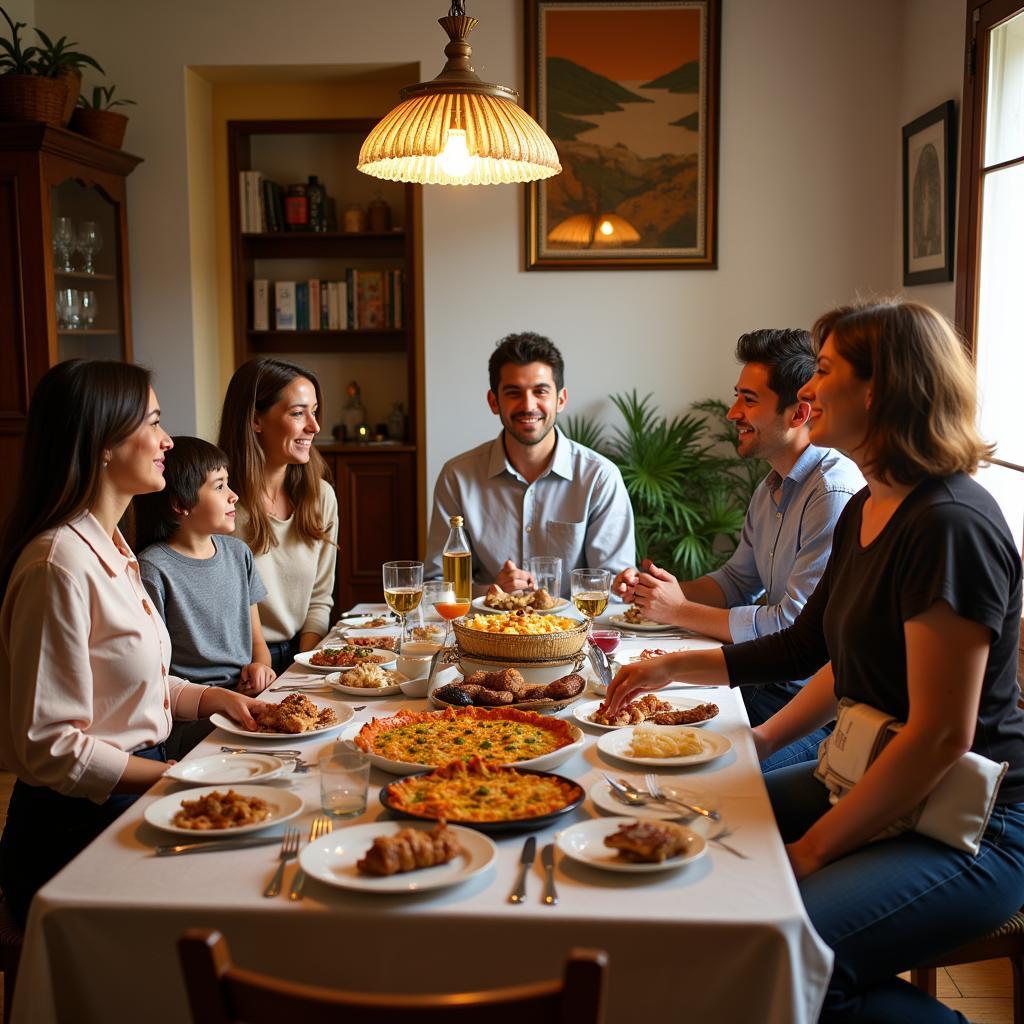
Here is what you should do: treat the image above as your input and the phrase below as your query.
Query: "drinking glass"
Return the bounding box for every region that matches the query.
[319,743,370,819]
[57,288,81,329]
[53,216,75,271]
[424,579,470,648]
[571,568,612,633]
[589,629,622,656]
[80,289,98,327]
[383,560,423,644]
[527,555,563,600]
[76,221,103,274]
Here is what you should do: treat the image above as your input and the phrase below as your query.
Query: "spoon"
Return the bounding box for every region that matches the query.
[613,776,720,822]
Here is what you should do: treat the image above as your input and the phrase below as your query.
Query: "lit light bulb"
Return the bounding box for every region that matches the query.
[438,129,473,178]
[598,219,614,236]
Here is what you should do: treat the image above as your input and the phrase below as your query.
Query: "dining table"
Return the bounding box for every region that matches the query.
[10,604,832,1024]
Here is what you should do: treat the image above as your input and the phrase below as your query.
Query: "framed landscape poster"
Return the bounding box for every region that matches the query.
[525,0,720,270]
[902,100,956,286]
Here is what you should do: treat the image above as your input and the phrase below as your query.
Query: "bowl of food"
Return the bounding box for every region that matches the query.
[396,641,442,679]
[453,611,587,661]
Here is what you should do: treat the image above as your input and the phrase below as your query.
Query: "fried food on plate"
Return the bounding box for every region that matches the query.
[357,823,462,876]
[604,820,692,862]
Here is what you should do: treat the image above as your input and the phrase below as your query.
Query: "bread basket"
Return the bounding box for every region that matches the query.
[453,616,588,661]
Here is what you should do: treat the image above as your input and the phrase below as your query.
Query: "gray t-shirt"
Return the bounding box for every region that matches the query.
[139,535,268,687]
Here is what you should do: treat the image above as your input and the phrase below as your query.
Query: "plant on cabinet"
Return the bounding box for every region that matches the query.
[70,83,135,149]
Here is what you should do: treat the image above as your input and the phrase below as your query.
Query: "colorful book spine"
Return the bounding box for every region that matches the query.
[358,271,384,329]
[295,282,309,331]
[308,280,320,331]
[252,279,269,331]
[275,281,296,330]
[346,269,358,329]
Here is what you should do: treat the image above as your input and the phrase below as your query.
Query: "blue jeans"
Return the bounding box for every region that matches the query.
[266,635,301,676]
[742,683,833,771]
[766,762,1024,1023]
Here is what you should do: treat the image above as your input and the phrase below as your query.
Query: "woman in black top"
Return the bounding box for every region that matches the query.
[607,300,1024,1023]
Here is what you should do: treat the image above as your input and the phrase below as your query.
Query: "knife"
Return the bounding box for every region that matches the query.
[508,836,536,904]
[540,843,559,906]
[155,833,286,856]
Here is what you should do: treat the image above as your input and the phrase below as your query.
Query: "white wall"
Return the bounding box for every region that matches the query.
[3,0,34,29]
[34,0,934,540]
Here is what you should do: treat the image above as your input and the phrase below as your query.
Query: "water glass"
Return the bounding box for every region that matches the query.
[527,556,563,598]
[53,216,75,271]
[319,743,370,819]
[56,287,81,329]
[80,289,98,327]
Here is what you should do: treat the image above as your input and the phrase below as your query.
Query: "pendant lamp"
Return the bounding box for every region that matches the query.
[357,1,561,186]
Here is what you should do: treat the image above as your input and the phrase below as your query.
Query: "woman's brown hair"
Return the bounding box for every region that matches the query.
[217,358,332,555]
[812,299,993,485]
[0,360,151,600]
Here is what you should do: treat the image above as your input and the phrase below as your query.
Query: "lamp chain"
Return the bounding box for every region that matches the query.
[448,1,466,16]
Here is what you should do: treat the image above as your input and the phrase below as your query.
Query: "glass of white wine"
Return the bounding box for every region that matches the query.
[383,560,424,644]
[571,568,612,633]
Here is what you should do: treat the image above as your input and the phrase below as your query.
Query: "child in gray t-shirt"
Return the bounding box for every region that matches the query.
[135,437,276,755]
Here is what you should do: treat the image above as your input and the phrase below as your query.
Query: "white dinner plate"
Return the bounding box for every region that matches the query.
[334,614,397,630]
[556,817,706,873]
[210,699,353,741]
[606,612,675,631]
[164,752,288,786]
[143,784,304,837]
[573,697,720,731]
[340,720,586,776]
[327,670,406,697]
[588,780,720,828]
[298,821,497,893]
[597,726,732,767]
[293,648,398,674]
[471,595,570,615]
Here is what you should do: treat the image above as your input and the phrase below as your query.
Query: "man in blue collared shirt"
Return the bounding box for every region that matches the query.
[424,333,635,595]
[615,329,864,770]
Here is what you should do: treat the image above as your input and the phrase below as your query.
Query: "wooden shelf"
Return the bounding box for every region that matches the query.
[247,329,407,354]
[244,231,405,259]
[54,270,116,282]
[57,329,118,335]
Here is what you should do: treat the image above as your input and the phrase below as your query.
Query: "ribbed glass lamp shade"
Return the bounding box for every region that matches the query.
[357,8,561,186]
[548,212,640,246]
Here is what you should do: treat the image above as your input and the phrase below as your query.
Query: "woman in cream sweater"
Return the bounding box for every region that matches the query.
[219,358,338,677]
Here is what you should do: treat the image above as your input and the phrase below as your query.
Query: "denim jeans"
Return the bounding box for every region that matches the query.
[766,762,1024,1023]
[741,683,833,772]
[266,635,301,676]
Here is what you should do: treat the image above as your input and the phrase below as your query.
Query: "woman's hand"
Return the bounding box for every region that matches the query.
[238,662,276,695]
[604,655,678,716]
[785,838,823,882]
[197,686,261,730]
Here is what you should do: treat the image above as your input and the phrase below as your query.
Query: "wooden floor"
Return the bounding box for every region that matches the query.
[0,767,1015,1023]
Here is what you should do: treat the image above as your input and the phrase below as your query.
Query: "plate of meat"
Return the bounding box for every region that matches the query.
[574,696,720,730]
[298,821,497,893]
[294,646,397,673]
[209,693,353,740]
[555,817,706,873]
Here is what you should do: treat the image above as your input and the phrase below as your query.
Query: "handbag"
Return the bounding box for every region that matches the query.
[814,697,1008,855]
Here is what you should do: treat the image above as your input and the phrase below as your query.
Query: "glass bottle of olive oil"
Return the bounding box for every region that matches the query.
[442,515,472,602]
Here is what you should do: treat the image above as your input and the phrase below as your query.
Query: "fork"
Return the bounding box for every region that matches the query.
[262,827,300,897]
[706,827,748,859]
[643,773,720,822]
[288,816,332,900]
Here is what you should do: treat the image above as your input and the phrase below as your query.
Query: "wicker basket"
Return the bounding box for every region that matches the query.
[453,617,588,662]
[0,75,68,127]
[69,107,128,149]
[57,68,81,126]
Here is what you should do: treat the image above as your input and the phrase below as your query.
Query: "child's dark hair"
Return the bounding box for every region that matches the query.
[133,436,230,551]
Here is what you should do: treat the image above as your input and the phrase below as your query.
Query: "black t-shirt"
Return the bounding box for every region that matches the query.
[724,473,1024,804]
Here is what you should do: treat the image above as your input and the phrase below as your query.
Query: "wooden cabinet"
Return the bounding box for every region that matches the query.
[321,447,417,609]
[227,119,420,608]
[0,124,141,526]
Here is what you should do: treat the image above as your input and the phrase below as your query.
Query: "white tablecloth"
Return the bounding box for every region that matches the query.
[12,608,831,1024]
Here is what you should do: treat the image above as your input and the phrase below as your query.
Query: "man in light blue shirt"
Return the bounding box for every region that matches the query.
[615,328,863,770]
[425,333,635,595]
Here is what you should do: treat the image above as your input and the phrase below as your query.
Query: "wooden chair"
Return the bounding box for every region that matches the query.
[178,929,608,1024]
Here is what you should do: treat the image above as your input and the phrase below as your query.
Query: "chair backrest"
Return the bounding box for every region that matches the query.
[178,929,607,1024]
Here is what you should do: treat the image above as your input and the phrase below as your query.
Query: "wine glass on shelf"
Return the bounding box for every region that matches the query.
[424,579,470,649]
[53,216,75,272]
[76,222,103,274]
[382,560,423,645]
[80,289,98,328]
[571,568,612,635]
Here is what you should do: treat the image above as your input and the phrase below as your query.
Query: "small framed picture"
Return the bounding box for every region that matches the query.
[902,100,956,286]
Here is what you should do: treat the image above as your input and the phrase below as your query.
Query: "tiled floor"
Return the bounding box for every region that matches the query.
[0,768,1015,1023]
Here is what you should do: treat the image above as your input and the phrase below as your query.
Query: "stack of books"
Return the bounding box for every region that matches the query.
[252,271,404,331]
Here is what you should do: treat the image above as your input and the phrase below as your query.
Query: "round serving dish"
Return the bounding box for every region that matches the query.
[453,616,588,661]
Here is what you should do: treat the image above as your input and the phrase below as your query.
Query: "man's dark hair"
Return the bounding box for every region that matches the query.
[734,328,816,411]
[488,332,565,394]
[133,436,230,551]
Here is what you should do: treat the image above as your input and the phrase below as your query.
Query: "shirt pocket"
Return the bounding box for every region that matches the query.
[546,520,586,558]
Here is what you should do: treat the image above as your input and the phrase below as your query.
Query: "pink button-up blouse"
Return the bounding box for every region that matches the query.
[0,512,206,802]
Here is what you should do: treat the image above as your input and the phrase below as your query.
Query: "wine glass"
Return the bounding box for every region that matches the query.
[424,579,470,649]
[56,288,81,329]
[53,216,75,272]
[76,222,103,274]
[382,560,423,645]
[571,568,612,634]
[80,289,98,327]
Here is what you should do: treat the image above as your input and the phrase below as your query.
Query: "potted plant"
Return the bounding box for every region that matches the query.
[70,84,135,149]
[0,7,102,126]
[33,28,103,124]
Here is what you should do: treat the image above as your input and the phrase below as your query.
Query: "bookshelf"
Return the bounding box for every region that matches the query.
[227,118,420,607]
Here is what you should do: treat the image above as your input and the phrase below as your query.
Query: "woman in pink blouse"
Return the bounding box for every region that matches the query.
[0,361,261,925]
